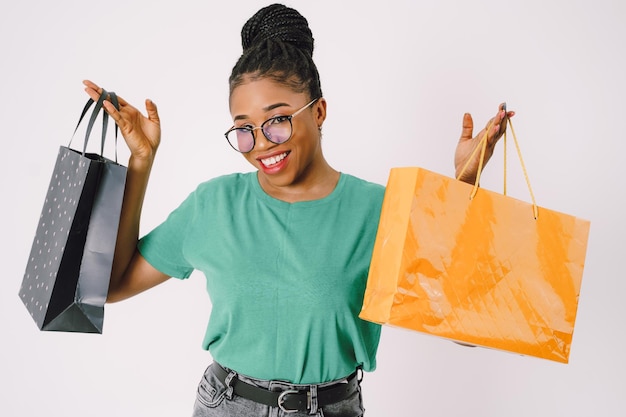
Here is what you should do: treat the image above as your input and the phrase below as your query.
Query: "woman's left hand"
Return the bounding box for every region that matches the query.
[454,103,515,184]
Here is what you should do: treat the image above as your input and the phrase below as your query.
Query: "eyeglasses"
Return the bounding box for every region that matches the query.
[224,98,320,153]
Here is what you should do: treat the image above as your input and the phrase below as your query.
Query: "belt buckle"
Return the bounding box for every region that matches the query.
[277,389,300,413]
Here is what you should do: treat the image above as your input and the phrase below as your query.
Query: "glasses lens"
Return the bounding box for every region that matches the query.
[263,117,292,144]
[227,129,254,153]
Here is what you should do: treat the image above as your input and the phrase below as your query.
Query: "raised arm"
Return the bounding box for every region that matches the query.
[454,103,515,184]
[83,80,170,302]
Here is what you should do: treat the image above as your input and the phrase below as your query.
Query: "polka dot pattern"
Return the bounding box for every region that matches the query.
[20,147,98,329]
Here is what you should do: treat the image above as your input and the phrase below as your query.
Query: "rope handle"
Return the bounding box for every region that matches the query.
[456,113,538,219]
[68,89,121,163]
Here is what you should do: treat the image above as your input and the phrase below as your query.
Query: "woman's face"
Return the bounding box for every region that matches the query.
[229,76,327,192]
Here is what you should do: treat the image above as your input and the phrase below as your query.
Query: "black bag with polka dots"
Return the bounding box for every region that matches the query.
[19,89,126,333]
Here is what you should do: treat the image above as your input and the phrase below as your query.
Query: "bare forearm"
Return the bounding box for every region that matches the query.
[108,156,154,299]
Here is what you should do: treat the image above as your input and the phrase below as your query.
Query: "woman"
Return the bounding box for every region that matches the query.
[84,4,512,417]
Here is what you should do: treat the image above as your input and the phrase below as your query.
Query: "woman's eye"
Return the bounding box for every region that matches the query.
[268,116,290,125]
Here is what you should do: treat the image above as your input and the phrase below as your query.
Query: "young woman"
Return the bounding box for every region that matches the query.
[84,4,512,417]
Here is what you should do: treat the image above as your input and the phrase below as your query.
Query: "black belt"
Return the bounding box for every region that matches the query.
[214,363,361,413]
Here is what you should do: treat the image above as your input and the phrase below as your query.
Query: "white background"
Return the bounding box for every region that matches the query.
[1,0,624,416]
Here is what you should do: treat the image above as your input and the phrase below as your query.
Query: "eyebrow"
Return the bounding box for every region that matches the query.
[233,102,292,121]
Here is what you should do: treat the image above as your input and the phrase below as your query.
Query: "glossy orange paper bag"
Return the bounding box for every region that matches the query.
[360,122,590,363]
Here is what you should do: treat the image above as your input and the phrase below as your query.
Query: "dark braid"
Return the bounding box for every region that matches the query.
[229,4,323,100]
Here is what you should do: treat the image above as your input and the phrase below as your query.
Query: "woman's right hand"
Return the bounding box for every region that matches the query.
[83,80,161,163]
[83,80,170,301]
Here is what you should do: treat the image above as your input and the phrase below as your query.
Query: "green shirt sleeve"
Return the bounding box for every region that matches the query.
[137,190,196,279]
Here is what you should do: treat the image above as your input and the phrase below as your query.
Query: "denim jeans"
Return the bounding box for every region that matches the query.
[191,363,365,417]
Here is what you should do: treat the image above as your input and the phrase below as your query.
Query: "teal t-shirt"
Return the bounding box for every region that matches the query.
[138,172,384,384]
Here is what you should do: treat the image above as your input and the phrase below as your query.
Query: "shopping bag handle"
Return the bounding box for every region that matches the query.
[456,115,538,219]
[68,88,121,162]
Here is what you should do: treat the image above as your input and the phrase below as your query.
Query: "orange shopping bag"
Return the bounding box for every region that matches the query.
[359,117,590,363]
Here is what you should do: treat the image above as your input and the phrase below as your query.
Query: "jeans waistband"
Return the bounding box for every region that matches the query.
[213,363,361,413]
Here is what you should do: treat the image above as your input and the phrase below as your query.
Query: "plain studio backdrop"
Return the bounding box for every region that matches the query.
[1,0,623,416]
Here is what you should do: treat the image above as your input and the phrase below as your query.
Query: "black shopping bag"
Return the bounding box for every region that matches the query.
[19,90,126,333]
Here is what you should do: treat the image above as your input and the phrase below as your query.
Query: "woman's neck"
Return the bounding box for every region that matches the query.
[257,160,340,203]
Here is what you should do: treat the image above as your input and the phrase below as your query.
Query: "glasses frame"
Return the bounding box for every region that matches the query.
[224,97,320,153]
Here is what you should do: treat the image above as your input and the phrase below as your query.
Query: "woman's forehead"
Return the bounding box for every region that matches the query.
[229,77,305,116]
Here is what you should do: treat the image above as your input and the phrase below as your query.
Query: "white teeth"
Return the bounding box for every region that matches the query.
[261,152,288,167]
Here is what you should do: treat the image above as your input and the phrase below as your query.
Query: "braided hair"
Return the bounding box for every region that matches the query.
[229,4,323,100]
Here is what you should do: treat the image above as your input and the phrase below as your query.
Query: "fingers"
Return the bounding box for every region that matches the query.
[82,79,106,102]
[102,100,126,128]
[116,95,129,106]
[83,85,102,102]
[497,102,516,121]
[462,103,515,148]
[145,99,160,124]
[484,105,508,146]
[460,113,474,143]
[484,102,515,147]
[83,79,130,107]
[83,79,101,93]
[498,102,516,118]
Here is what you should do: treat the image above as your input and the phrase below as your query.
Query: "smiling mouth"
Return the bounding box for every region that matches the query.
[260,152,289,167]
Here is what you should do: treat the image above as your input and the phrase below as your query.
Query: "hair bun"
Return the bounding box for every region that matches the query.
[241,3,314,57]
